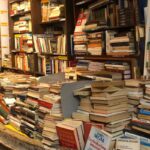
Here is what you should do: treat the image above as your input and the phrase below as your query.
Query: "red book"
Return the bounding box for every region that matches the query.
[83,122,104,142]
[28,97,53,109]
[56,124,80,150]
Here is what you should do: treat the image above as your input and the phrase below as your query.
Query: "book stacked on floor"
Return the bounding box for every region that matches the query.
[125,79,144,116]
[74,10,89,55]
[0,93,9,124]
[89,81,131,139]
[106,30,135,56]
[129,83,150,135]
[41,82,64,149]
[56,119,85,150]
[72,85,91,122]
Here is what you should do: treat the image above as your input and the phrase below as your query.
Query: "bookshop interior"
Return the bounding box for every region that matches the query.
[0,0,150,149]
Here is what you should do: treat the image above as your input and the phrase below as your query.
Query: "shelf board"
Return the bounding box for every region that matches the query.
[76,0,92,6]
[2,67,33,73]
[83,25,135,32]
[13,31,32,34]
[9,0,24,4]
[11,51,35,54]
[75,55,138,61]
[10,10,31,18]
[41,18,66,25]
[40,53,67,56]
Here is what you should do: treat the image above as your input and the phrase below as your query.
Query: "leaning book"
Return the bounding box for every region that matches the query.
[84,126,112,150]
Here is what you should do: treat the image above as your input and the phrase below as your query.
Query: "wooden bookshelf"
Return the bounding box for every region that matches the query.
[73,0,144,79]
[8,0,43,75]
[7,0,75,76]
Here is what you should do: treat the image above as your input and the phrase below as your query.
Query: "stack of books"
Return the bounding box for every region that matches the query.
[125,79,144,116]
[87,32,103,56]
[56,119,85,150]
[129,83,150,135]
[14,14,32,33]
[106,30,135,56]
[72,85,91,122]
[41,0,65,22]
[41,83,64,149]
[0,93,9,124]
[74,10,89,55]
[88,61,105,72]
[10,0,31,16]
[89,81,131,139]
[105,62,131,80]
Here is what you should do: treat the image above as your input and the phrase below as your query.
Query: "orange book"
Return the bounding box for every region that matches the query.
[56,124,80,150]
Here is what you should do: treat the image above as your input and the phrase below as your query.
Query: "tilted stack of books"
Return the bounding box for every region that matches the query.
[41,83,64,149]
[90,81,131,140]
[72,85,91,122]
[125,79,144,116]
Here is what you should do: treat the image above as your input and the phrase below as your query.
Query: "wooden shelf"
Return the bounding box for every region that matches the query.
[75,0,92,6]
[75,55,138,61]
[13,31,32,34]
[83,25,135,33]
[9,0,24,4]
[40,53,67,56]
[11,51,35,54]
[10,10,31,18]
[40,18,66,25]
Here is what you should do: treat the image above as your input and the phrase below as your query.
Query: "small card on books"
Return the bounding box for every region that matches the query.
[85,126,112,150]
[116,137,140,150]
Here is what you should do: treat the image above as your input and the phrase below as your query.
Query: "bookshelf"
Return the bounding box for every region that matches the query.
[7,0,75,76]
[73,0,145,79]
[8,0,43,75]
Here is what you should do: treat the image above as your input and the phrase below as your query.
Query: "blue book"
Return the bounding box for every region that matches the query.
[139,109,150,115]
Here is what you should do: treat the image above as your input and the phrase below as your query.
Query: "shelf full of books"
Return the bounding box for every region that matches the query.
[73,0,143,78]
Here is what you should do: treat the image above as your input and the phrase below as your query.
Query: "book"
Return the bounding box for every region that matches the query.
[85,126,112,150]
[116,137,140,150]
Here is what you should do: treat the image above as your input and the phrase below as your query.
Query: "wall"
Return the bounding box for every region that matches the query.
[0,0,10,66]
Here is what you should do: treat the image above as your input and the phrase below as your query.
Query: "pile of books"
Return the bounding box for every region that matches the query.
[90,81,131,139]
[87,32,103,55]
[10,0,31,16]
[106,30,135,56]
[130,83,150,135]
[41,83,64,149]
[14,14,32,33]
[0,93,9,124]
[105,61,131,80]
[41,0,65,22]
[125,79,144,116]
[72,85,91,122]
